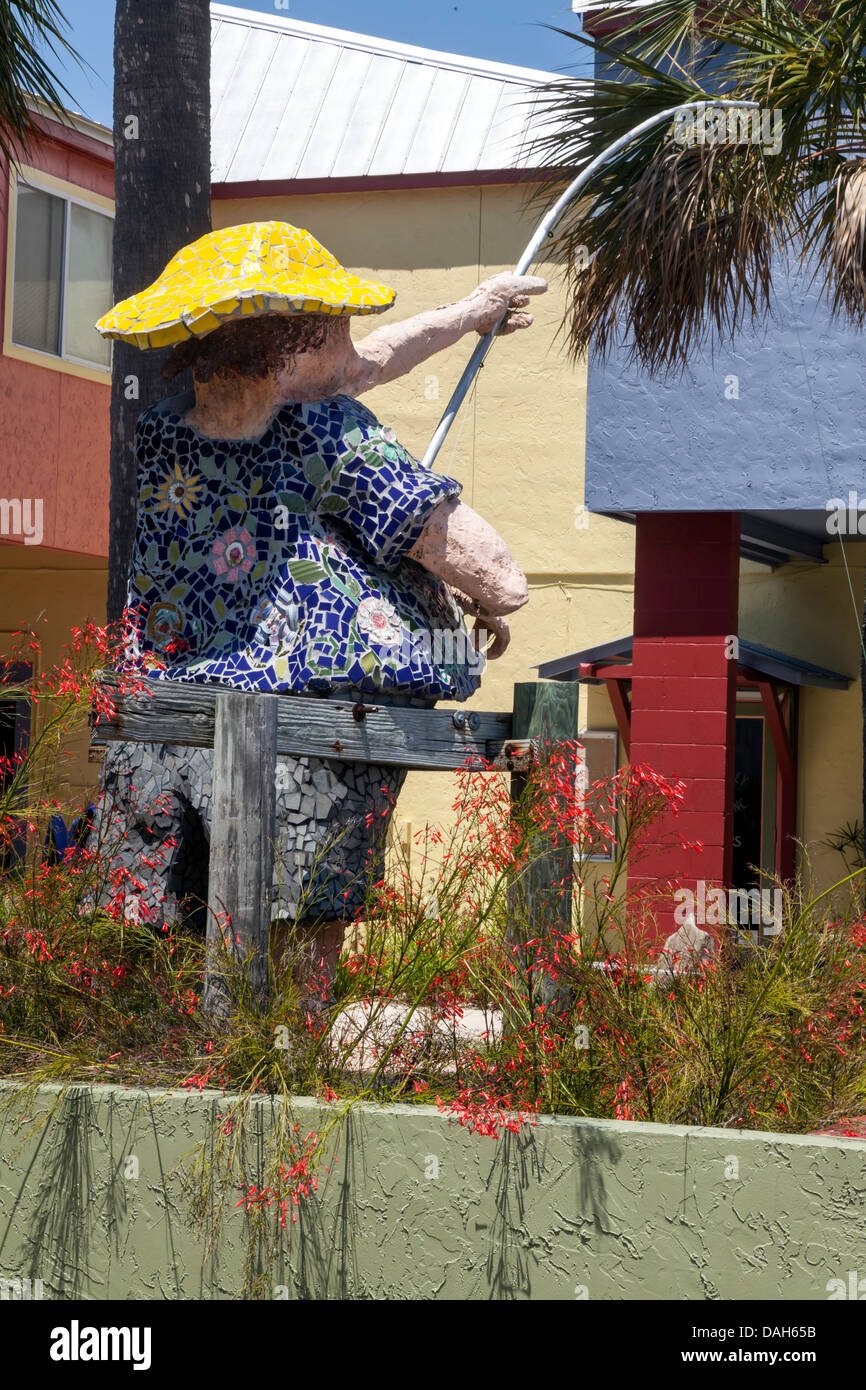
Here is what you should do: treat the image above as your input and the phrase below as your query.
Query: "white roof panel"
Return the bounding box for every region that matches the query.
[365,62,438,178]
[295,46,374,180]
[227,32,311,181]
[402,67,471,175]
[439,76,506,174]
[255,40,343,183]
[211,3,563,183]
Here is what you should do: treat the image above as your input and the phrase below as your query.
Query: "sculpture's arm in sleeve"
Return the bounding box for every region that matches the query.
[407,497,529,659]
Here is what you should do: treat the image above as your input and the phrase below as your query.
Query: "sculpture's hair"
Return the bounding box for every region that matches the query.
[161,312,343,383]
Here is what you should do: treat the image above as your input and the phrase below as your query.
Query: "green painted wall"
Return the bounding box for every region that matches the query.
[1,1083,865,1300]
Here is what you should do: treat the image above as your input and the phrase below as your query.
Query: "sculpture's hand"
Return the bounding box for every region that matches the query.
[467,272,548,336]
[472,612,511,660]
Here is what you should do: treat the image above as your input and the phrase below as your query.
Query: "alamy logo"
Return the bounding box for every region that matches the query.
[50,1320,152,1371]
[826,492,866,536]
[672,106,783,155]
[0,497,42,545]
[674,881,782,933]
[326,624,487,672]
[0,1276,43,1299]
[827,1271,866,1299]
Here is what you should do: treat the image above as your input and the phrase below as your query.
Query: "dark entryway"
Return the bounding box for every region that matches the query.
[0,662,31,870]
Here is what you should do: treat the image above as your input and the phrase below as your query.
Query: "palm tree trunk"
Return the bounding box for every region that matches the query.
[108,0,211,625]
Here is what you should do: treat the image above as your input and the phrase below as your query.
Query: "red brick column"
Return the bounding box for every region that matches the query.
[628,513,740,941]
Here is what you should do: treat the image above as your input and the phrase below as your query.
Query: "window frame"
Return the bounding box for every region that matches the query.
[4,166,114,380]
[575,728,620,864]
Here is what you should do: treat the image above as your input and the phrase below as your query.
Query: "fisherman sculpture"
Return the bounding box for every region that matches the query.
[94,222,546,993]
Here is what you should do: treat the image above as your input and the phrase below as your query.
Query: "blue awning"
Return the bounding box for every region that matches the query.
[536,636,852,691]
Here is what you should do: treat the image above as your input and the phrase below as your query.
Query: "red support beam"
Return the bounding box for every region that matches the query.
[756,681,794,785]
[580,644,798,892]
[757,680,797,881]
[593,664,633,680]
[604,677,631,756]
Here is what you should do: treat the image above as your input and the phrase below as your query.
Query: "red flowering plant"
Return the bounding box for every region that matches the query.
[323,744,866,1141]
[0,616,212,1082]
[418,752,695,1132]
[558,872,866,1132]
[288,747,690,1126]
[0,611,148,858]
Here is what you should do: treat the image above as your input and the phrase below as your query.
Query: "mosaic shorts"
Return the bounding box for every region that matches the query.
[93,738,407,929]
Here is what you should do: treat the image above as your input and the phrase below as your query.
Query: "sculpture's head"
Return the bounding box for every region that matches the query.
[97,221,396,401]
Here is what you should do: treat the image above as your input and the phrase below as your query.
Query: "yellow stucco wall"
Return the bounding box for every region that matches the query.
[215,184,634,860]
[0,543,107,812]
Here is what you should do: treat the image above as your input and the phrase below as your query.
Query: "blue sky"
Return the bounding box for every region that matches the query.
[49,1,588,129]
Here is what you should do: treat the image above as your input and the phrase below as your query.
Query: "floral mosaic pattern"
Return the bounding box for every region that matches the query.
[126,393,483,701]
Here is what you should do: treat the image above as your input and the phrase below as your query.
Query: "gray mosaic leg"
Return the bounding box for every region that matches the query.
[93,741,406,931]
[91,742,212,928]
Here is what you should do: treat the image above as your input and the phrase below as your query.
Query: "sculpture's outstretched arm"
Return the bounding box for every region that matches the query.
[408,496,528,660]
[344,272,548,396]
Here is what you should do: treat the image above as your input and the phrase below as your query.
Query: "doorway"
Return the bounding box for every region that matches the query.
[732,701,779,890]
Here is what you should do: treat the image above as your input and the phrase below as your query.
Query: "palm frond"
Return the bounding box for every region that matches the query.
[524,1,866,372]
[558,141,773,373]
[0,1,82,167]
[828,160,866,322]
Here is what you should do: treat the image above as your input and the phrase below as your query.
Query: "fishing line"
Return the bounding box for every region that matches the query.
[445,360,481,477]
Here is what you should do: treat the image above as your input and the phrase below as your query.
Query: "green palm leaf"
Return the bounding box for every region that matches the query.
[0,1,83,166]
[526,0,866,373]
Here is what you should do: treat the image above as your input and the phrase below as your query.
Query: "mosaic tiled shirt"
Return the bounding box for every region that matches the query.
[126,393,483,701]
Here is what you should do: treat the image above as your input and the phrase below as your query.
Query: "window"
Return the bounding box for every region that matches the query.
[575,729,619,862]
[11,179,113,369]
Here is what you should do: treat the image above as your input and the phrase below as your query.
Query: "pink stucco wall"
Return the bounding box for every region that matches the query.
[0,119,113,559]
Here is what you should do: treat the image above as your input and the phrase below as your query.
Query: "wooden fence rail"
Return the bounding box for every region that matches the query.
[91,679,514,772]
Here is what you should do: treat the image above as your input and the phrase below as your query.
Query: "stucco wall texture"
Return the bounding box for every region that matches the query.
[0,546,108,810]
[1,1083,865,1301]
[586,271,866,512]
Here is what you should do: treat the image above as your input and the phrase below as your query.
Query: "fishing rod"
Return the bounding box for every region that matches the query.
[420,98,758,470]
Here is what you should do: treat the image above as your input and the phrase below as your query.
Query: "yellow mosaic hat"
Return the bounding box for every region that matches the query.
[96,221,396,349]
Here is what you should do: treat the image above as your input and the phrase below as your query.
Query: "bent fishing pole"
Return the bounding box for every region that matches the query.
[420,98,758,470]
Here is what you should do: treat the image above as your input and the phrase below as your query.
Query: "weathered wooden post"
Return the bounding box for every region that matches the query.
[204,690,277,1017]
[508,681,580,1010]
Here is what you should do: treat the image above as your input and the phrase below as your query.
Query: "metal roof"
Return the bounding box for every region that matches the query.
[26,95,112,148]
[211,3,561,185]
[536,636,852,690]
